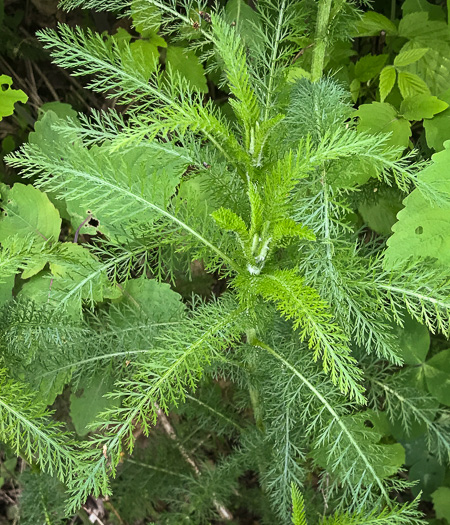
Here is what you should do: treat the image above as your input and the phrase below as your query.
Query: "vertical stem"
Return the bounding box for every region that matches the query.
[246,329,265,432]
[390,0,396,21]
[311,0,333,82]
[263,0,287,121]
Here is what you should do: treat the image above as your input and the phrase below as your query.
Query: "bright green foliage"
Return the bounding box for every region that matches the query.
[291,484,307,525]
[400,95,448,121]
[379,66,396,103]
[0,74,28,120]
[344,0,450,154]
[1,0,450,523]
[0,370,86,485]
[394,48,429,68]
[320,500,426,524]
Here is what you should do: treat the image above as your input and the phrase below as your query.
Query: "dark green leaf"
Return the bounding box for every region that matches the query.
[424,349,450,406]
[354,54,388,82]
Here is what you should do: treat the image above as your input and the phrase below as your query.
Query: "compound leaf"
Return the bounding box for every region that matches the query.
[394,47,429,68]
[397,70,430,99]
[379,66,396,103]
[354,54,387,82]
[400,94,448,121]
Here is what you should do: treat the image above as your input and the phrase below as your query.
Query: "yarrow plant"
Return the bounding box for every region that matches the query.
[1,0,450,523]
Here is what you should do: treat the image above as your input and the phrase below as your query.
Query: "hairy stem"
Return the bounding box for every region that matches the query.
[311,0,333,82]
[263,0,287,121]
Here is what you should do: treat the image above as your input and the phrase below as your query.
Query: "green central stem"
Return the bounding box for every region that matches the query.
[311,0,333,82]
[246,329,265,432]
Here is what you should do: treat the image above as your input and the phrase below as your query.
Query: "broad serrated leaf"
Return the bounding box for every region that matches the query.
[356,102,411,149]
[402,0,446,20]
[18,243,119,316]
[166,46,208,93]
[349,78,360,103]
[394,47,429,67]
[0,75,28,120]
[224,0,262,46]
[424,89,450,151]
[38,101,77,120]
[358,190,403,236]
[400,94,448,121]
[384,142,450,268]
[0,183,61,280]
[127,40,159,81]
[397,70,430,99]
[354,54,387,82]
[423,349,450,406]
[116,277,185,323]
[355,11,397,36]
[400,40,450,96]
[379,66,396,102]
[398,12,448,42]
